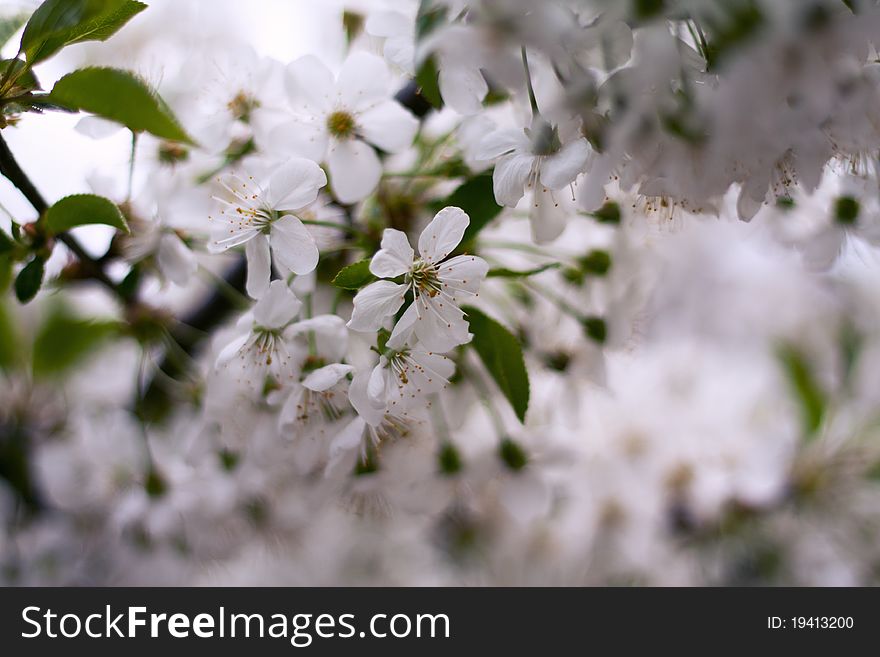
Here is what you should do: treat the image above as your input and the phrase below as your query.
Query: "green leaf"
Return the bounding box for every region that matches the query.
[0,58,40,93]
[32,304,119,377]
[415,55,442,109]
[0,300,22,370]
[20,0,146,64]
[47,67,193,143]
[433,172,503,247]
[778,345,826,439]
[14,256,44,303]
[331,258,375,290]
[487,262,560,278]
[0,254,12,293]
[464,306,530,423]
[46,193,128,234]
[0,229,15,255]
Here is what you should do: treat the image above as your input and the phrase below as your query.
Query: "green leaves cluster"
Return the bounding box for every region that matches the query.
[2,0,192,144]
[0,0,193,304]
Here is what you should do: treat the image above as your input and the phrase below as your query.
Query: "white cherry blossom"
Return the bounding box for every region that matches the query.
[269,51,419,204]
[347,206,489,352]
[208,158,327,298]
[215,280,303,391]
[476,119,591,242]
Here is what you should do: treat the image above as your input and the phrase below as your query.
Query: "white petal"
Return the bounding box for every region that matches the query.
[286,314,348,362]
[438,254,489,294]
[266,158,327,209]
[365,10,411,38]
[350,368,386,425]
[370,228,414,278]
[413,295,470,352]
[418,206,469,263]
[474,128,529,161]
[328,416,365,463]
[529,186,568,244]
[270,215,319,275]
[386,302,418,350]
[75,116,124,139]
[384,37,415,75]
[208,224,259,254]
[358,100,419,153]
[216,331,249,368]
[337,51,390,111]
[245,234,271,299]
[285,54,336,113]
[438,64,488,115]
[302,363,354,392]
[253,279,301,328]
[493,152,534,206]
[367,360,390,406]
[347,280,408,332]
[540,138,591,190]
[157,234,197,286]
[267,119,328,162]
[328,138,382,203]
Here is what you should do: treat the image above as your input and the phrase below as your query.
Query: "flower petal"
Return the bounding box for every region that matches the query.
[438,254,489,295]
[365,10,411,38]
[439,64,488,115]
[245,234,272,299]
[357,100,418,153]
[285,54,336,114]
[270,214,319,275]
[337,51,390,111]
[529,186,568,244]
[351,368,386,425]
[208,224,259,254]
[347,280,408,332]
[370,228,414,278]
[302,363,354,392]
[157,234,196,286]
[266,158,327,210]
[267,119,328,163]
[327,138,382,203]
[418,206,469,264]
[493,152,534,206]
[254,279,302,328]
[540,138,591,190]
[386,302,418,350]
[474,128,529,161]
[413,295,470,352]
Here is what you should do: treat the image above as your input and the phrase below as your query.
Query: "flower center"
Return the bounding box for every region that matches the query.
[408,259,442,297]
[326,110,357,139]
[228,91,260,122]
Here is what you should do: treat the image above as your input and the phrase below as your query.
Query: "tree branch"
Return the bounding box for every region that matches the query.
[0,132,123,298]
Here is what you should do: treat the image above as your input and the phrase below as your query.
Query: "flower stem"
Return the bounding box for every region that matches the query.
[521,47,539,116]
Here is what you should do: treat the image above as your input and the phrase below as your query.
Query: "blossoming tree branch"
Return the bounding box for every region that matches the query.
[2,0,880,585]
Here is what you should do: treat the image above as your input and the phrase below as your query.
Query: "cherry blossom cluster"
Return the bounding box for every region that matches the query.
[3,0,880,587]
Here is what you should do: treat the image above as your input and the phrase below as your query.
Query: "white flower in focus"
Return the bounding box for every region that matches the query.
[209,158,327,298]
[215,280,302,391]
[347,206,489,352]
[367,344,455,411]
[270,51,419,203]
[476,119,591,242]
